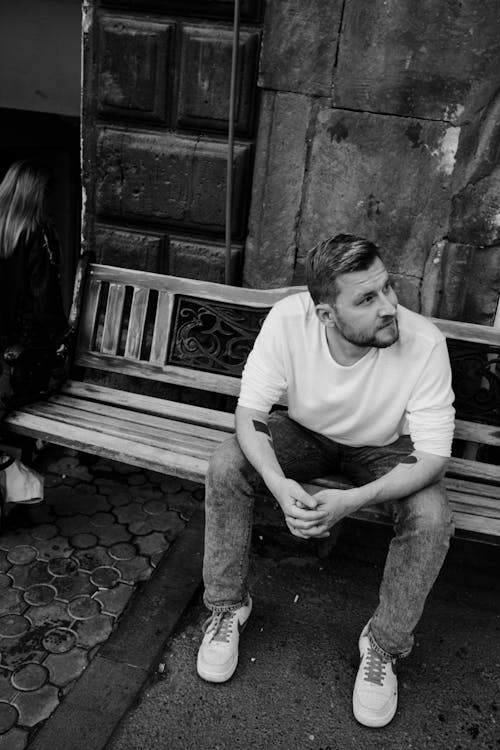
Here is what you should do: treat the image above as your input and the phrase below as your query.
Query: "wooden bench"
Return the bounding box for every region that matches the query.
[4,260,500,542]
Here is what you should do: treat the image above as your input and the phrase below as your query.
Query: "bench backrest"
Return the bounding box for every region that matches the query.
[76,263,500,472]
[76,263,298,397]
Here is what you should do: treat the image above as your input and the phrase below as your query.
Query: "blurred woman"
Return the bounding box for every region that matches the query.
[0,161,67,522]
[0,160,66,354]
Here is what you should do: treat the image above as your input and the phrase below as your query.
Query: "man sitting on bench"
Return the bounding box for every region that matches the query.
[196,234,455,728]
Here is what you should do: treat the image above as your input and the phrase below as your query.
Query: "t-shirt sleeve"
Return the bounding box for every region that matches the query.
[237,304,288,412]
[406,338,455,457]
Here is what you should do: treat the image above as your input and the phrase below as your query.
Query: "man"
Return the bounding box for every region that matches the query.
[197,234,455,728]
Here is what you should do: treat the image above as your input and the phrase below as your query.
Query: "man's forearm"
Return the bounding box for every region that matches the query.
[235,406,285,495]
[348,450,449,512]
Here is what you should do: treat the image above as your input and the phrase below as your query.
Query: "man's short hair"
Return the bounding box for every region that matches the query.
[306,234,382,305]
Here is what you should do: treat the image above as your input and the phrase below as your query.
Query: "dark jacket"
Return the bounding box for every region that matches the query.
[0,223,67,423]
[0,223,67,349]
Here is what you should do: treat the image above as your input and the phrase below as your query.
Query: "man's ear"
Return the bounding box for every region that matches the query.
[315,303,336,326]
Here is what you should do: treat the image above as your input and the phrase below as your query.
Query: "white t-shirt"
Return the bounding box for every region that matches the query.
[238,292,455,457]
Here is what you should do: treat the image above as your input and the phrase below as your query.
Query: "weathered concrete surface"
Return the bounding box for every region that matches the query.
[259,0,343,95]
[451,172,500,247]
[244,91,313,288]
[333,0,500,122]
[246,0,500,322]
[461,246,500,326]
[432,243,475,321]
[293,109,459,308]
[108,522,500,750]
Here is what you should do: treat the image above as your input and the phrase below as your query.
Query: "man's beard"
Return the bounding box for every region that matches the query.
[335,316,399,349]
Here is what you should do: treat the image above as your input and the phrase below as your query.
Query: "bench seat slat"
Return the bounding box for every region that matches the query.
[59,383,500,486]
[447,498,500,520]
[48,394,230,443]
[16,402,220,458]
[445,477,500,503]
[446,457,500,484]
[61,381,235,431]
[454,419,500,447]
[3,412,208,482]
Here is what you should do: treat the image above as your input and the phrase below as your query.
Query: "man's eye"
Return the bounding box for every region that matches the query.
[384,282,393,293]
[359,296,373,305]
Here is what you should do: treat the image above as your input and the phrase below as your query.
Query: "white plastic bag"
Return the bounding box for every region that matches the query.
[0,456,44,505]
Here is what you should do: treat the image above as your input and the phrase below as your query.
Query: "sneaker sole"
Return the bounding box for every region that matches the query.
[352,693,397,728]
[196,618,250,683]
[196,652,239,683]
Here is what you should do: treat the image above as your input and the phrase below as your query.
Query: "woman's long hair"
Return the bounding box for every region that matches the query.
[0,160,51,259]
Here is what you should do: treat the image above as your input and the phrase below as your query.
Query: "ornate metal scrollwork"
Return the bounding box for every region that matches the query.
[168,296,270,377]
[448,339,500,426]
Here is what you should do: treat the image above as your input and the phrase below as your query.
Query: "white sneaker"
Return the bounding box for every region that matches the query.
[196,598,252,683]
[352,622,398,727]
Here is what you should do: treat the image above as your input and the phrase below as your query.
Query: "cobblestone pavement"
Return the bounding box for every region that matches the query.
[0,449,203,749]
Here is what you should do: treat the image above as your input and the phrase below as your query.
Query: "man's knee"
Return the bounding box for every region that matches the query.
[206,435,259,497]
[207,436,243,481]
[398,482,454,536]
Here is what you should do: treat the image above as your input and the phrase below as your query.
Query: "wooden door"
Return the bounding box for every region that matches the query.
[82,0,262,283]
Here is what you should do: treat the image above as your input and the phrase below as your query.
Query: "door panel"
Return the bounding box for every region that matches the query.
[83,1,262,283]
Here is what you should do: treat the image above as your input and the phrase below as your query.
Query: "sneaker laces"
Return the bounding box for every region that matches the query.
[363,646,389,686]
[203,611,237,644]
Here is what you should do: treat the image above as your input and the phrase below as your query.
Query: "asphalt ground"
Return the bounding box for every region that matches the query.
[108,520,500,750]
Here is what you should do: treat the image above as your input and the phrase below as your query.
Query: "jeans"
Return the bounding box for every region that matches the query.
[203,410,454,658]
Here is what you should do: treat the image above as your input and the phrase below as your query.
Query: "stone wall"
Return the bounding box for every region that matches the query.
[245,0,500,323]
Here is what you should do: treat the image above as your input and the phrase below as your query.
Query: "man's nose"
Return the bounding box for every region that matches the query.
[377,293,397,316]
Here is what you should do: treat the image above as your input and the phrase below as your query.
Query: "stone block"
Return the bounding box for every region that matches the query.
[259,0,343,95]
[94,224,169,273]
[97,16,174,124]
[95,128,251,235]
[462,247,500,325]
[244,91,312,288]
[438,243,475,320]
[420,240,446,317]
[168,235,243,283]
[450,170,500,246]
[333,0,500,122]
[176,24,259,136]
[390,273,421,312]
[297,107,459,297]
